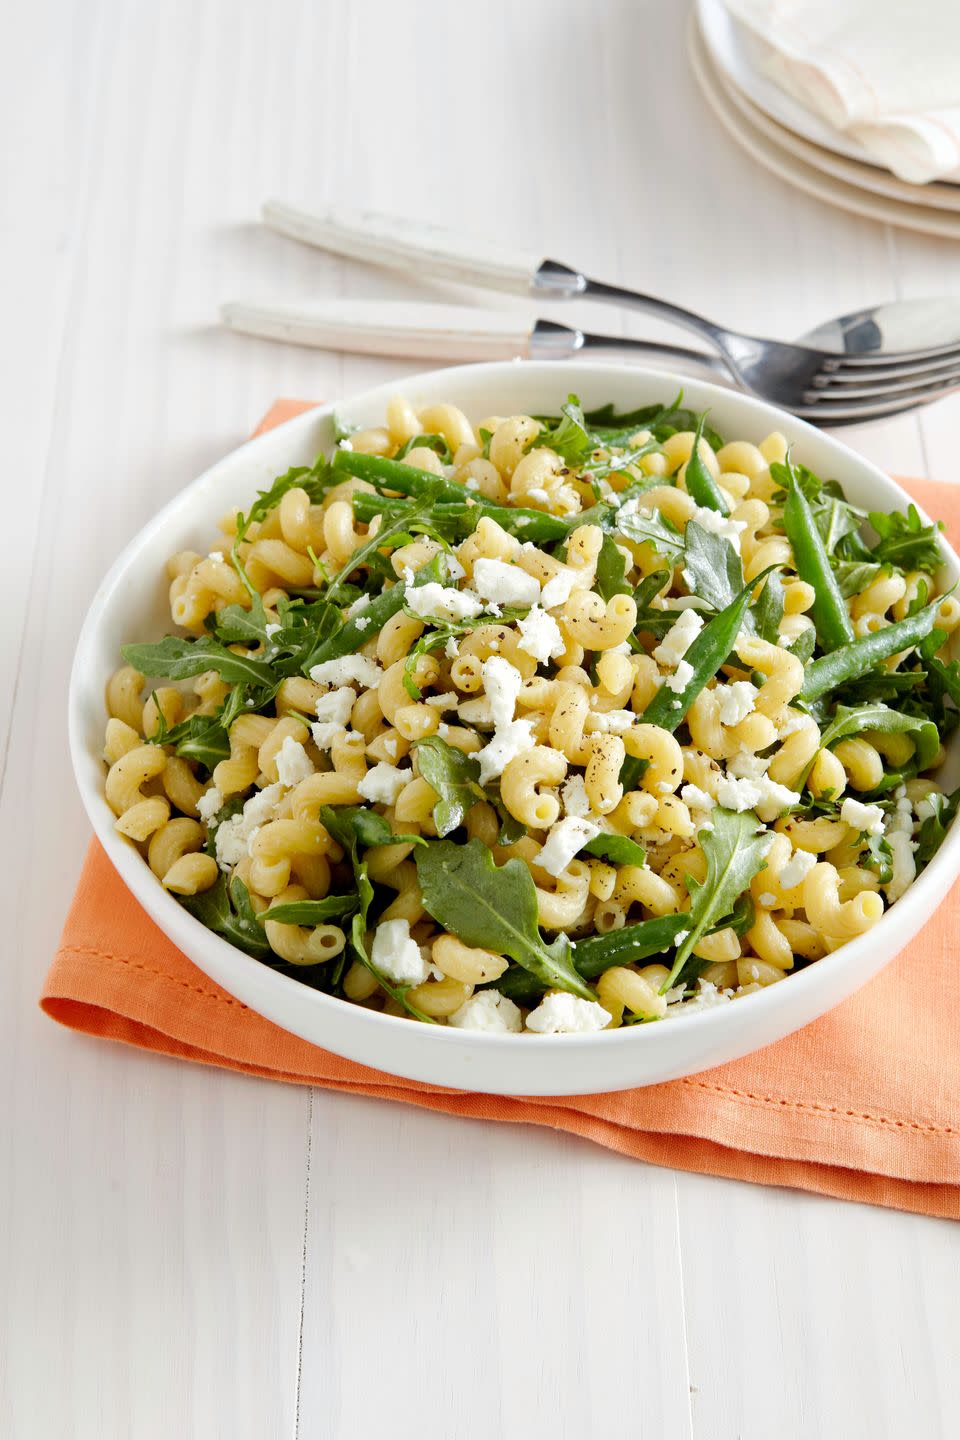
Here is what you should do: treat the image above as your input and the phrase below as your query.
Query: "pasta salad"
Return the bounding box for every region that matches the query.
[104,393,960,1034]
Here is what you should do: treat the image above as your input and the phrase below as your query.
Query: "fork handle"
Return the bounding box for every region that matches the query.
[263,200,543,295]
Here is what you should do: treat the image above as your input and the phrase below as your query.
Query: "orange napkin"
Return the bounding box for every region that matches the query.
[42,401,960,1220]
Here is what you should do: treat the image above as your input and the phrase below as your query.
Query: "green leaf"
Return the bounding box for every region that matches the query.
[303,554,446,675]
[260,893,359,927]
[595,533,632,600]
[121,635,277,688]
[582,833,647,866]
[751,566,784,643]
[178,874,271,959]
[148,682,263,770]
[818,703,940,773]
[863,834,893,885]
[681,520,742,613]
[868,504,944,574]
[786,626,817,665]
[416,839,595,1001]
[240,461,333,532]
[324,493,440,603]
[915,789,960,868]
[527,394,593,467]
[413,737,485,837]
[615,503,685,563]
[319,805,424,853]
[661,810,773,991]
[394,432,453,464]
[582,395,725,451]
[834,561,885,599]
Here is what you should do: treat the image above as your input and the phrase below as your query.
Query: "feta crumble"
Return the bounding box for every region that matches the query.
[309,655,383,690]
[840,797,885,836]
[517,604,565,663]
[715,773,800,823]
[197,786,223,824]
[311,687,357,750]
[481,656,524,729]
[537,816,601,877]
[540,567,578,610]
[471,558,541,608]
[370,917,430,985]
[213,782,283,871]
[357,762,412,805]
[561,774,593,819]
[525,993,611,1034]
[653,608,704,668]
[447,989,523,1033]
[665,658,694,694]
[715,680,758,728]
[403,581,484,622]
[275,735,314,788]
[688,505,747,552]
[778,847,816,891]
[476,719,537,786]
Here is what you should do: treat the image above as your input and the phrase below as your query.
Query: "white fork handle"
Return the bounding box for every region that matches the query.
[262,199,542,295]
[220,298,533,360]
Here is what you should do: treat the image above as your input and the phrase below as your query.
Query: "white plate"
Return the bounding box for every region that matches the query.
[690,20,960,242]
[69,361,960,1097]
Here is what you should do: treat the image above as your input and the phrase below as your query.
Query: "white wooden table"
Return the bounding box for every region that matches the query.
[3,1,959,1436]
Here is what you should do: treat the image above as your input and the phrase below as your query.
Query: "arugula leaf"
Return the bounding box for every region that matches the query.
[863,834,893,885]
[324,494,439,603]
[818,703,940,772]
[527,394,593,467]
[582,833,647,866]
[148,682,264,769]
[212,598,271,646]
[303,555,446,675]
[786,626,817,665]
[260,894,359,927]
[751,566,784,643]
[868,505,944,574]
[416,839,596,1000]
[615,503,685,563]
[121,635,277,687]
[834,561,885,600]
[413,737,484,837]
[915,789,960,867]
[661,810,773,991]
[239,461,332,532]
[582,395,725,451]
[178,874,272,959]
[319,805,424,853]
[595,533,632,600]
[682,520,742,613]
[394,433,453,464]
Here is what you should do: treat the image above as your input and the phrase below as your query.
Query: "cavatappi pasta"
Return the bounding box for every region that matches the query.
[106,393,959,1034]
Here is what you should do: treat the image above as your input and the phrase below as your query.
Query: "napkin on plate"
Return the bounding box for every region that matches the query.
[41,401,960,1221]
[724,0,960,184]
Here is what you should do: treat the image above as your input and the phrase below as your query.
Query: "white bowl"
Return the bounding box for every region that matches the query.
[69,362,960,1096]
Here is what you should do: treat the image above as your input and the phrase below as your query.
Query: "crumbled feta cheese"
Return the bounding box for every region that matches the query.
[276,735,314,788]
[526,487,551,505]
[309,655,383,689]
[525,993,611,1034]
[457,696,496,729]
[464,476,480,492]
[311,687,357,750]
[264,622,281,638]
[561,774,593,818]
[338,438,354,451]
[445,555,466,581]
[588,709,636,733]
[517,605,565,664]
[476,719,537,785]
[653,608,704,668]
[383,736,399,759]
[665,658,694,694]
[688,505,748,552]
[715,680,758,728]
[758,892,778,908]
[539,567,578,610]
[841,797,885,836]
[778,847,816,891]
[197,786,223,824]
[886,831,918,903]
[425,691,459,710]
[444,637,460,660]
[345,593,371,619]
[887,787,915,837]
[214,782,284,871]
[915,794,940,826]
[470,558,540,609]
[370,918,430,985]
[715,773,799,822]
[208,550,225,563]
[357,762,412,805]
[404,581,484,623]
[354,616,370,631]
[680,784,716,817]
[663,978,735,1015]
[537,816,601,877]
[778,710,810,738]
[447,989,523,1033]
[661,596,711,612]
[481,656,523,729]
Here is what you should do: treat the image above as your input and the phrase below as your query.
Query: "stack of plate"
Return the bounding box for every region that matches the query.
[691,0,960,240]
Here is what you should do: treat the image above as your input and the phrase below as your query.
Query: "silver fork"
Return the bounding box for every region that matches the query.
[250,201,960,425]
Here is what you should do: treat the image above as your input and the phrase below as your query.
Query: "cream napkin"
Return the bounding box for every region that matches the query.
[724,0,960,184]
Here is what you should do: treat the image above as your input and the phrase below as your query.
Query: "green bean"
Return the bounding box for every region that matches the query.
[782,469,854,651]
[489,915,689,1007]
[682,413,729,514]
[801,601,938,701]
[331,449,465,502]
[302,555,445,672]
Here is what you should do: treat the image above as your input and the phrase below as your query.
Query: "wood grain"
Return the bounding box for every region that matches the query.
[2,0,958,1436]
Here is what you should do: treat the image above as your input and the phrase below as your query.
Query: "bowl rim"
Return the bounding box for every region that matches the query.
[68,359,960,1069]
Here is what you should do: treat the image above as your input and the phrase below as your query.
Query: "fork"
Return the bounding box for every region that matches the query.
[241,200,960,425]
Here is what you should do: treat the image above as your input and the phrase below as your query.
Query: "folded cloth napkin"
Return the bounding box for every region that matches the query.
[724,0,960,184]
[42,401,960,1221]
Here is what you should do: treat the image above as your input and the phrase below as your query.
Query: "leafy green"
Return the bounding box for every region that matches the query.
[324,493,440,603]
[121,635,277,688]
[818,703,940,773]
[834,561,885,600]
[786,626,817,665]
[261,894,360,927]
[319,805,424,853]
[582,833,647,866]
[416,839,595,1000]
[527,393,593,467]
[681,520,742,614]
[178,874,271,959]
[147,681,269,770]
[615,503,685,563]
[915,789,960,867]
[863,834,893,885]
[582,394,725,451]
[868,505,944,574]
[751,566,785,643]
[413,737,484,836]
[595,533,632,600]
[394,433,453,464]
[661,810,773,991]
